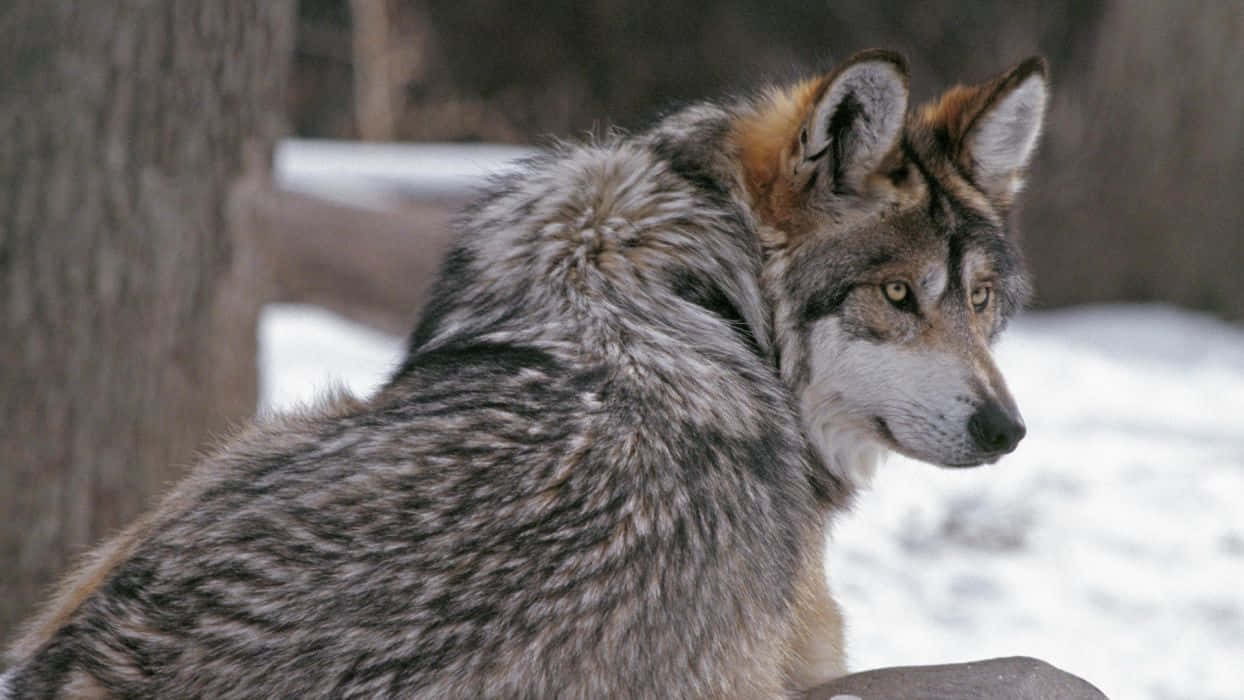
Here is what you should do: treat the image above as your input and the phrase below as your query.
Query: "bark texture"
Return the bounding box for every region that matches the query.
[0,1,293,636]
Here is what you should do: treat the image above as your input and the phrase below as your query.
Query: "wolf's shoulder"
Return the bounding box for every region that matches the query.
[407,117,766,360]
[462,137,726,254]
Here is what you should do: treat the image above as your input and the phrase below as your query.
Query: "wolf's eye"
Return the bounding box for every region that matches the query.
[970,285,992,311]
[883,281,911,308]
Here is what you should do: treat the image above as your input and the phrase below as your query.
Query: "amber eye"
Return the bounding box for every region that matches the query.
[883,281,909,305]
[970,285,991,311]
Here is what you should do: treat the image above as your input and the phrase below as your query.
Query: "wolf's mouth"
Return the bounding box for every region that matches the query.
[872,416,997,468]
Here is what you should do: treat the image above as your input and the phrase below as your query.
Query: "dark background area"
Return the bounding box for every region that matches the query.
[292,0,1244,317]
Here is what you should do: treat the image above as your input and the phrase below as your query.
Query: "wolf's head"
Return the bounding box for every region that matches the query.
[734,51,1047,487]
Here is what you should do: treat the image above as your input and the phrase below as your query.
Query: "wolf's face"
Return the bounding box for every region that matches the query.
[737,51,1047,484]
[792,203,1028,472]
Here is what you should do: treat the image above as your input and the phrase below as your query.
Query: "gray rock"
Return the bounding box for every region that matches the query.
[805,656,1108,700]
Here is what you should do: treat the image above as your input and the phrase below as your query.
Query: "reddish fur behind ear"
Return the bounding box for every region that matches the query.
[917,57,1048,181]
[918,83,990,153]
[733,77,827,235]
[733,51,910,243]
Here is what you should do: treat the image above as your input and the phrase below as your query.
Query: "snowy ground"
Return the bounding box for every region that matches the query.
[260,302,1244,700]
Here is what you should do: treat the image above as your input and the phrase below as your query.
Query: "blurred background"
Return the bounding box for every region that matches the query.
[2,2,1241,698]
[291,0,1244,315]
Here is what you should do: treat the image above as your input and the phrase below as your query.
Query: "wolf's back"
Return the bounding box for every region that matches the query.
[4,136,818,698]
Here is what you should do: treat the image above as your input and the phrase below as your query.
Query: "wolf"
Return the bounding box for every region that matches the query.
[3,50,1046,698]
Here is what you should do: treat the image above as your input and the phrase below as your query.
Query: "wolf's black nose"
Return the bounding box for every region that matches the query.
[969,402,1026,454]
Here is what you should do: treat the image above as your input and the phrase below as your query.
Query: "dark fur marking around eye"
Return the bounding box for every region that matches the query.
[798,247,899,328]
[884,283,919,314]
[800,284,852,328]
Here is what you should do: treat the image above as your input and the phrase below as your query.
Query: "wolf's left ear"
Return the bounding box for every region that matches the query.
[959,57,1048,203]
[798,50,909,194]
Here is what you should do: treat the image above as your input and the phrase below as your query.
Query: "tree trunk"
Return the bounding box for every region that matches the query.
[350,0,400,141]
[0,1,294,637]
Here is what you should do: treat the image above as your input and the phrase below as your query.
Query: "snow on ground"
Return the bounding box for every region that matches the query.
[258,305,404,414]
[260,302,1244,700]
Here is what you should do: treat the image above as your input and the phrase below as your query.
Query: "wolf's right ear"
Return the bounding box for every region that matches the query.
[797,50,909,194]
[958,57,1048,205]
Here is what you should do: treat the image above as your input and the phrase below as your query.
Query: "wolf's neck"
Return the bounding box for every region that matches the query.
[814,421,886,493]
[641,105,780,364]
[800,386,888,505]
